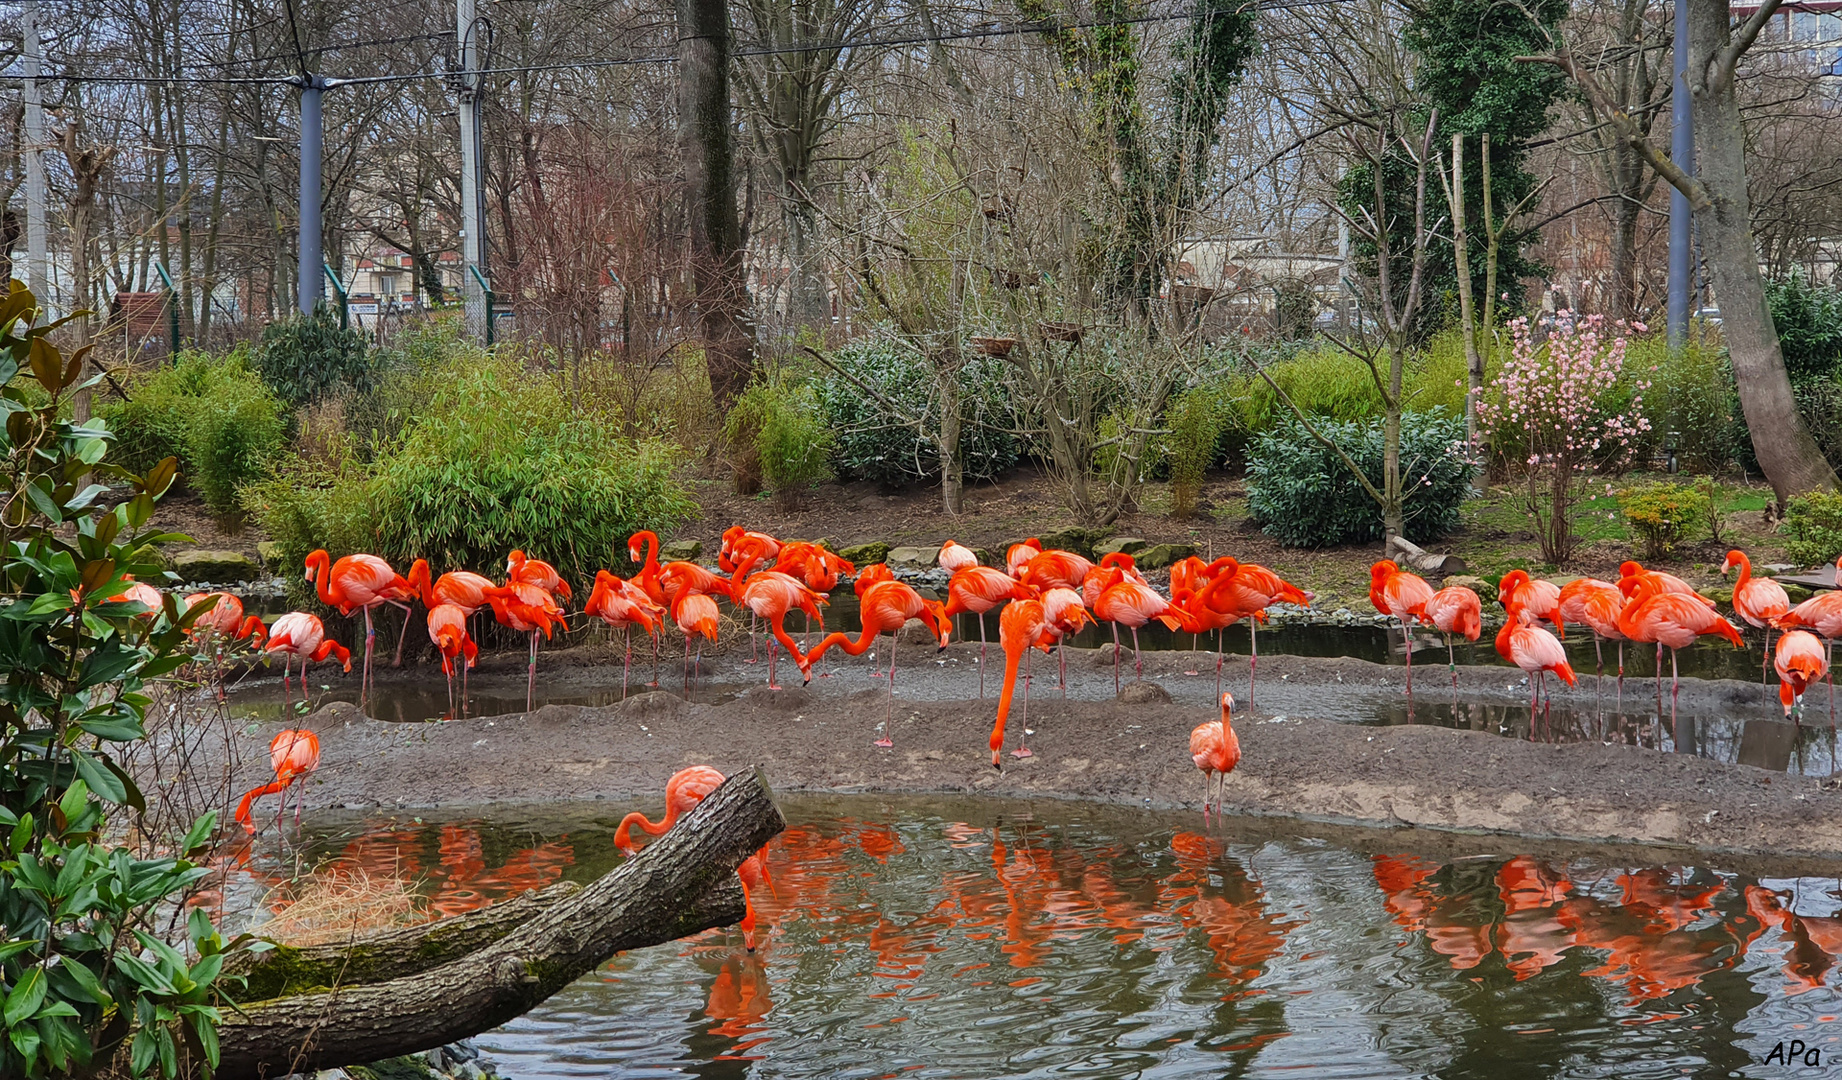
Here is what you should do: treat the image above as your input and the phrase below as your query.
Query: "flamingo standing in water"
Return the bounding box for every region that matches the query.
[671,592,721,694]
[736,570,824,689]
[483,581,564,710]
[809,579,950,747]
[584,570,665,699]
[1190,692,1242,822]
[1617,591,1744,717]
[262,612,351,716]
[1773,561,1842,722]
[1496,609,1578,724]
[1197,558,1311,707]
[427,602,478,716]
[1497,570,1561,628]
[1092,569,1196,693]
[1775,629,1829,721]
[1369,561,1435,694]
[1417,585,1481,688]
[406,560,497,706]
[944,565,1037,697]
[1554,577,1628,699]
[234,728,321,835]
[304,550,413,710]
[1724,549,1791,697]
[615,765,772,951]
[988,598,1049,766]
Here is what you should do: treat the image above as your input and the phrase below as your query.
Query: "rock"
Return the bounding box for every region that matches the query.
[621,691,686,718]
[1442,575,1491,595]
[171,549,259,584]
[1036,527,1111,561]
[1545,574,1581,588]
[839,541,891,566]
[1764,563,1796,575]
[1118,680,1172,704]
[972,547,1001,568]
[1095,536,1150,558]
[1786,583,1816,603]
[1705,587,1734,605]
[886,545,933,570]
[662,539,702,562]
[1134,543,1196,570]
[857,495,887,510]
[255,540,286,567]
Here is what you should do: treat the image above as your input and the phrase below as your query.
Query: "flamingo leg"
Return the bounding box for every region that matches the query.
[1447,634,1457,692]
[651,632,661,688]
[683,633,692,695]
[622,627,631,702]
[767,623,780,691]
[1249,618,1258,710]
[979,613,988,699]
[527,630,538,712]
[749,611,759,664]
[1059,645,1067,700]
[1671,648,1680,731]
[1402,617,1413,697]
[1111,623,1122,695]
[876,635,897,748]
[1763,626,1772,702]
[1013,647,1034,758]
[1215,628,1224,697]
[362,607,376,711]
[462,641,470,717]
[391,600,413,667]
[294,774,306,825]
[282,655,291,718]
[1131,624,1144,679]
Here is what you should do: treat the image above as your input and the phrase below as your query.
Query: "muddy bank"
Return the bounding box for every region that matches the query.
[202,643,1842,862]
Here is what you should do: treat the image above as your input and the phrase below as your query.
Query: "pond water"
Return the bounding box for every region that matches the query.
[233,797,1842,1079]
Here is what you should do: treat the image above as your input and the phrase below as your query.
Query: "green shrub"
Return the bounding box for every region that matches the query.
[1783,489,1842,566]
[1246,409,1473,547]
[98,348,287,513]
[1767,270,1842,383]
[256,305,375,406]
[1619,481,1711,561]
[1622,333,1735,473]
[813,336,1020,487]
[244,351,693,596]
[727,372,835,509]
[1164,385,1228,518]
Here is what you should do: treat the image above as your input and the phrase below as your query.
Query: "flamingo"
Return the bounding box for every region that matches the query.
[406,560,498,704]
[1775,630,1829,721]
[1092,571,1197,693]
[1497,570,1561,628]
[1369,561,1435,694]
[1774,567,1842,722]
[1554,577,1628,698]
[736,570,823,689]
[771,542,853,670]
[1006,538,1042,578]
[808,579,950,747]
[1617,591,1744,717]
[1417,585,1481,688]
[1039,586,1091,695]
[719,527,781,572]
[1724,549,1791,696]
[988,598,1049,766]
[262,612,351,717]
[671,592,721,694]
[1616,560,1716,607]
[584,570,665,699]
[1189,692,1242,822]
[304,550,414,710]
[507,550,573,604]
[1495,610,1578,724]
[483,580,563,710]
[938,540,979,573]
[1198,558,1311,707]
[944,565,1037,697]
[182,592,267,697]
[627,530,668,606]
[427,602,478,716]
[234,728,321,835]
[614,765,772,951]
[1016,548,1094,592]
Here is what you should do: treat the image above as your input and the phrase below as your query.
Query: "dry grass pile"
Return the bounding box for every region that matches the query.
[257,868,427,946]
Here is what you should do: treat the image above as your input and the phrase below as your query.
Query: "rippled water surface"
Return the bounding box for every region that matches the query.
[236,797,1842,1079]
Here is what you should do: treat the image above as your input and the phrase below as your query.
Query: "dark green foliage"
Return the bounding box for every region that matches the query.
[0,283,239,1077]
[1247,410,1473,547]
[97,349,288,514]
[1766,271,1842,383]
[1783,490,1842,566]
[256,305,375,407]
[244,351,693,597]
[728,373,835,509]
[1618,482,1710,561]
[1163,385,1229,517]
[1627,335,1737,473]
[813,338,1020,487]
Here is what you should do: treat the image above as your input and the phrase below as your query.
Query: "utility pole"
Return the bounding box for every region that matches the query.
[293,75,329,315]
[1667,0,1692,349]
[23,0,48,303]
[457,0,487,340]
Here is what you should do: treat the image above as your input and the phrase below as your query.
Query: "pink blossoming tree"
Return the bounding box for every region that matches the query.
[1477,311,1651,562]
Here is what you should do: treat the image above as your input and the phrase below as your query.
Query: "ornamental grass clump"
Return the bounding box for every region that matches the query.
[1478,311,1651,563]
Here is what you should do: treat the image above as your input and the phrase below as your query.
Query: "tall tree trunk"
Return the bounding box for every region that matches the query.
[679,0,756,409]
[936,356,964,515]
[1687,0,1835,500]
[1607,183,1641,322]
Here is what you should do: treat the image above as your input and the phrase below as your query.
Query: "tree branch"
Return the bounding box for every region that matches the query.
[1519,52,1712,211]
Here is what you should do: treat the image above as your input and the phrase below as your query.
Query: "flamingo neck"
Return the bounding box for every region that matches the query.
[307,552,338,606]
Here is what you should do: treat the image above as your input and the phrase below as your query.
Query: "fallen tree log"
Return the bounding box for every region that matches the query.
[211,767,785,1078]
[1384,535,1467,578]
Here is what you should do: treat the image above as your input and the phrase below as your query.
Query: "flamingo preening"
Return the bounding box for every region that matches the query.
[1369,561,1435,695]
[1417,585,1481,689]
[483,580,564,711]
[671,592,721,694]
[1496,570,1561,627]
[1775,629,1829,722]
[584,570,665,699]
[427,602,478,716]
[304,550,414,710]
[262,612,351,716]
[1554,577,1628,699]
[938,540,979,573]
[234,728,321,835]
[1196,558,1311,707]
[1495,609,1578,724]
[1039,586,1092,695]
[1189,692,1242,822]
[1774,566,1842,723]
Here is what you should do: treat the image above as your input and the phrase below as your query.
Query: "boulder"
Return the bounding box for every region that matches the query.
[1118,680,1173,704]
[1442,575,1492,596]
[662,539,703,562]
[1094,536,1150,558]
[1704,587,1734,605]
[171,549,260,584]
[1134,543,1196,570]
[256,540,286,568]
[1763,563,1796,575]
[886,545,934,570]
[1035,527,1111,561]
[1545,574,1582,588]
[839,541,891,566]
[1785,583,1816,603]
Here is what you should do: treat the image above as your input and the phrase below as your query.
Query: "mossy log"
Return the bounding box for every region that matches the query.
[210,767,785,1078]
